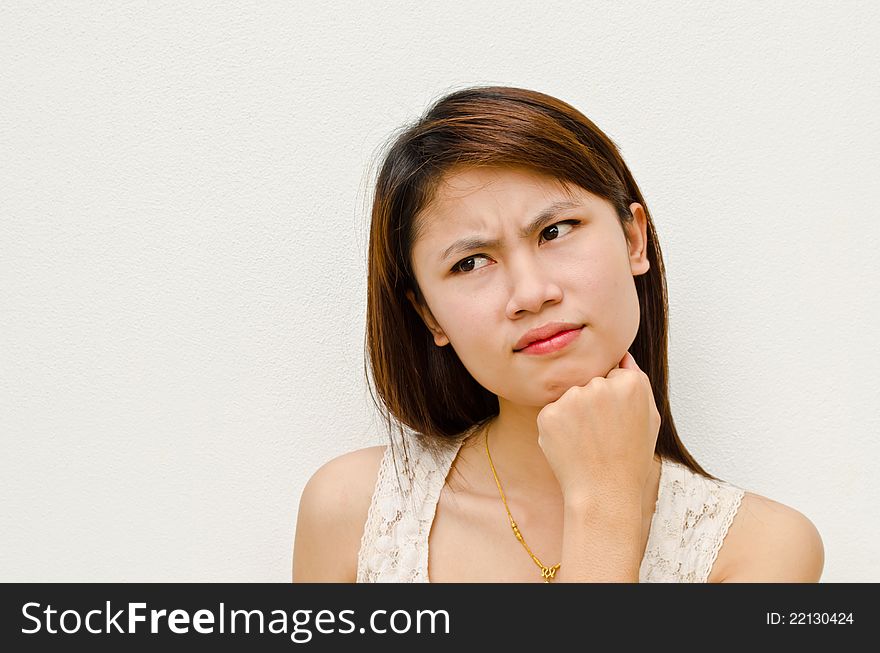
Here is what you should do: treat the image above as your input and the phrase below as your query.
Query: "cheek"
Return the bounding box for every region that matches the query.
[433,294,490,342]
[568,253,639,332]
[566,251,619,304]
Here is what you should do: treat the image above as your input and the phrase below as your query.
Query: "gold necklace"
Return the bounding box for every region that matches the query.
[484,424,561,583]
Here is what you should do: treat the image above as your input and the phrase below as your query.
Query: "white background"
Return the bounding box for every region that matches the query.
[2,1,878,582]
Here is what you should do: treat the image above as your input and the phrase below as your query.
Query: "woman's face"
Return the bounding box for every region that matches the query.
[407,165,650,407]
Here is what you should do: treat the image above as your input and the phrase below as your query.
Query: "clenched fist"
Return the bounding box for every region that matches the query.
[536,350,661,507]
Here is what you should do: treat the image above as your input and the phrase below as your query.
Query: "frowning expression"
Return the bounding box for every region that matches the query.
[408,166,649,407]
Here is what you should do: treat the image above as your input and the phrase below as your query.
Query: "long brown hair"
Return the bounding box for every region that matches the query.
[364,85,716,488]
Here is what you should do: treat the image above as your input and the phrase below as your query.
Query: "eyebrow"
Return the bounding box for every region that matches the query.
[438,199,585,264]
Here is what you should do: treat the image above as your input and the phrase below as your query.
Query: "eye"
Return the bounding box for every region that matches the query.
[539,219,578,243]
[451,254,490,274]
[449,220,581,275]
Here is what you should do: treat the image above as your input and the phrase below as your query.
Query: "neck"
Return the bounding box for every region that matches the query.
[478,396,662,516]
[481,398,563,502]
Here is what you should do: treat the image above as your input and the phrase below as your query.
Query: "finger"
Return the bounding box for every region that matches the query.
[606,350,639,378]
[618,350,640,371]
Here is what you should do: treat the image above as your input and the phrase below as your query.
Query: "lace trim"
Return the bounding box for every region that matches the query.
[639,459,745,582]
[637,456,669,580]
[356,434,464,582]
[699,481,745,582]
[355,444,393,582]
[358,438,745,583]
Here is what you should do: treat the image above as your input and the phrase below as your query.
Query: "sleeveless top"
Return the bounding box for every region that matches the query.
[356,430,746,583]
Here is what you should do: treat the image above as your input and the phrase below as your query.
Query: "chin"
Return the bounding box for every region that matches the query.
[524,380,585,406]
[494,360,608,405]
[552,362,604,386]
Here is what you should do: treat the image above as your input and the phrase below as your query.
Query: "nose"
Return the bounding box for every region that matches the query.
[504,252,563,318]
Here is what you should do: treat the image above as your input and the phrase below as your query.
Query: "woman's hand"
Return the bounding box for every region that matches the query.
[536,350,661,508]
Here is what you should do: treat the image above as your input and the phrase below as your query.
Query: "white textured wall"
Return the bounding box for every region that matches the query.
[2,1,877,582]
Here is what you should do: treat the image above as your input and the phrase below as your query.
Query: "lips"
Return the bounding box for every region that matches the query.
[513,321,584,351]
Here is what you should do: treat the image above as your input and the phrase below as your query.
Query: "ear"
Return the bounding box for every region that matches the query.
[625,202,651,276]
[405,289,450,347]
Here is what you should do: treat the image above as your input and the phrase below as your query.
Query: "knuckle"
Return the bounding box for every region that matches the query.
[537,407,556,426]
[588,376,605,389]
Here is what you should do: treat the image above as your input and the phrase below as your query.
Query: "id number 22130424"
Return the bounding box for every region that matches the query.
[766,612,853,625]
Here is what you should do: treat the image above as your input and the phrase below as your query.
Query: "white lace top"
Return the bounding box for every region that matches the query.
[357,430,745,583]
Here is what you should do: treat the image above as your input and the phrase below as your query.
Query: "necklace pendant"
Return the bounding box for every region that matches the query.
[541,564,560,582]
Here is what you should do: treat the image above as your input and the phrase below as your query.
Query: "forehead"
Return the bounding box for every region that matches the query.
[415,166,581,238]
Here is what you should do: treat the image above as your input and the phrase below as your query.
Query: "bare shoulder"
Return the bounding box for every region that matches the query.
[291,444,388,582]
[714,491,825,582]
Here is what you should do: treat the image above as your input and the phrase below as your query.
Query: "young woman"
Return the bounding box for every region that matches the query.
[291,86,824,583]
